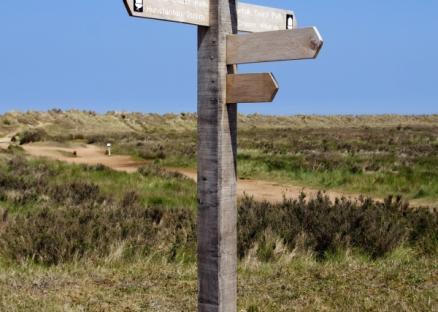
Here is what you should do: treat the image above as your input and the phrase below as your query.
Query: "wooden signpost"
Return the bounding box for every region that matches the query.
[123,0,323,311]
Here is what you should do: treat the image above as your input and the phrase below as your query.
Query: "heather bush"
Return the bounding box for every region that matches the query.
[2,118,11,125]
[1,190,436,265]
[19,128,48,145]
[238,194,438,260]
[0,156,436,266]
[0,156,197,264]
[0,200,196,265]
[86,134,107,144]
[0,156,54,205]
[51,181,102,205]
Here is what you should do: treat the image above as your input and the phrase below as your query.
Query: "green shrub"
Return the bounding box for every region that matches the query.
[0,156,436,266]
[51,182,102,205]
[0,199,196,265]
[1,188,436,265]
[19,128,48,145]
[86,134,106,144]
[238,194,438,260]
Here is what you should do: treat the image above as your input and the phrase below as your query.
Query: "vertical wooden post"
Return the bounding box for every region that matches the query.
[197,0,238,311]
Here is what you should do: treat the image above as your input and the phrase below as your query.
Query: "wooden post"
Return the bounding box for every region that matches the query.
[197,0,238,311]
[123,1,322,309]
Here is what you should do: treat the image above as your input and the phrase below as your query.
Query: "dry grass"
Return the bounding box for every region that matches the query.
[1,110,438,138]
[0,252,436,311]
[1,111,437,310]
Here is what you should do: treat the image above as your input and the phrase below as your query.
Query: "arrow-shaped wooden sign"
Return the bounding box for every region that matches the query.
[123,0,296,33]
[226,73,279,103]
[227,27,323,64]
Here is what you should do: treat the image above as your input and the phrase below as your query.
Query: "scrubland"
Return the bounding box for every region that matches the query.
[0,146,437,310]
[0,110,437,311]
[3,110,437,203]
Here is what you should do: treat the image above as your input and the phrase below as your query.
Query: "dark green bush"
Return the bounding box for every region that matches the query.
[1,190,435,265]
[0,156,436,265]
[0,197,196,265]
[19,128,48,145]
[86,134,107,144]
[2,119,11,125]
[238,194,438,260]
[51,182,102,205]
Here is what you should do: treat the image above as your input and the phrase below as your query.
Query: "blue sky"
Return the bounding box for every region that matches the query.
[0,0,437,115]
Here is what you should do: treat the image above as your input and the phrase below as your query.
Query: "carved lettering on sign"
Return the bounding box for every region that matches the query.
[124,0,295,32]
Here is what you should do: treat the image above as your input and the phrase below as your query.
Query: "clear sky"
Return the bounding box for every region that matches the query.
[0,0,437,115]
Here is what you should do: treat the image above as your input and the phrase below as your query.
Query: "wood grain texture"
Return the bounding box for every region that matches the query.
[197,0,237,311]
[226,73,279,103]
[123,0,295,32]
[227,27,323,64]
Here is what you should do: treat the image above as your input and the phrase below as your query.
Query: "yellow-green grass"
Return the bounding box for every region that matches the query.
[2,110,438,204]
[0,151,437,311]
[0,249,436,311]
[0,155,196,215]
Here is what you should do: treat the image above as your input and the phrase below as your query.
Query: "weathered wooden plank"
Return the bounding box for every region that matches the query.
[226,73,279,103]
[197,0,237,311]
[123,0,295,32]
[124,0,210,27]
[227,27,323,64]
[238,3,296,33]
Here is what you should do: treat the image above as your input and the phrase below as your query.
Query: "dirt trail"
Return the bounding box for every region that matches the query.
[0,134,15,147]
[22,143,147,173]
[13,142,368,203]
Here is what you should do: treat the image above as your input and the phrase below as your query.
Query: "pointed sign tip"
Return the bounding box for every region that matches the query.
[267,73,279,102]
[310,27,324,58]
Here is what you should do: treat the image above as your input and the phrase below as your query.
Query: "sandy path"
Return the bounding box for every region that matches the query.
[170,167,351,202]
[0,136,13,148]
[16,142,365,203]
[22,143,147,173]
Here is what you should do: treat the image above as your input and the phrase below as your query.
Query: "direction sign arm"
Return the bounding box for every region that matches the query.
[226,27,323,64]
[226,73,279,103]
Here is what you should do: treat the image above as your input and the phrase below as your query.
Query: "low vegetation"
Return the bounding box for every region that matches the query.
[0,111,437,310]
[19,128,48,145]
[3,111,437,203]
[0,151,436,310]
[0,253,436,311]
[0,153,436,264]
